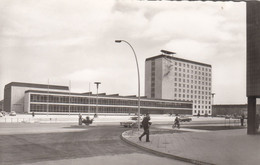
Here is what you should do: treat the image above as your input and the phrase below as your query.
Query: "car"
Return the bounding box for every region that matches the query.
[178,116,192,122]
[0,111,6,116]
[0,113,3,117]
[120,116,143,128]
[9,111,16,116]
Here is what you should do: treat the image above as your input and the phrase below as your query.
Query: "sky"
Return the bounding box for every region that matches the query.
[0,0,247,104]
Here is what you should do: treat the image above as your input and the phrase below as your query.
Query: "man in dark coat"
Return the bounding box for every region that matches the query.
[139,114,151,142]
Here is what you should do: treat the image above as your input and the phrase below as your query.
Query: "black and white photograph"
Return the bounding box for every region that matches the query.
[0,0,259,165]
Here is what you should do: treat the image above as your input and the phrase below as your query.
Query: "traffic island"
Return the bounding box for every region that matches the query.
[121,129,213,165]
[121,127,260,165]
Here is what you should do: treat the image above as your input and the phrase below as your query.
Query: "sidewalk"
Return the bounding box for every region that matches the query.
[121,126,260,165]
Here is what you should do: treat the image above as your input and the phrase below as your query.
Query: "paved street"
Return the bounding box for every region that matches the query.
[122,125,260,165]
[0,123,189,165]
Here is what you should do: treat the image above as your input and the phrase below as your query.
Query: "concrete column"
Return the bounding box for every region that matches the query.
[247,96,256,134]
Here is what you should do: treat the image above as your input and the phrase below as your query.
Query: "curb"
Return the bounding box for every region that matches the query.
[120,131,215,165]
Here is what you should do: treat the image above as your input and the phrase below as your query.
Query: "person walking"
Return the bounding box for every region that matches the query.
[240,113,245,126]
[173,116,180,129]
[139,113,152,142]
[78,113,82,125]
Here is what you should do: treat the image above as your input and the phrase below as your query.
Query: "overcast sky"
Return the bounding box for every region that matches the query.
[0,0,246,104]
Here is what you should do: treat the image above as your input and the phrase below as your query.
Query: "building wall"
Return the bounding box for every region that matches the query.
[247,2,260,97]
[145,59,152,98]
[24,91,193,115]
[145,58,163,99]
[4,85,11,112]
[4,82,69,113]
[145,55,212,116]
[11,86,26,113]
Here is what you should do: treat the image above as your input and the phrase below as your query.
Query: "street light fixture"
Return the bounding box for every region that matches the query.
[211,93,215,117]
[94,82,101,117]
[115,40,141,131]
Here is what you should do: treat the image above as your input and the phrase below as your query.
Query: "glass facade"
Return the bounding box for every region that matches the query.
[28,92,192,114]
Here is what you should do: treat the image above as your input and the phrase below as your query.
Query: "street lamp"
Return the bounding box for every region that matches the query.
[115,40,141,131]
[94,82,101,117]
[211,93,215,117]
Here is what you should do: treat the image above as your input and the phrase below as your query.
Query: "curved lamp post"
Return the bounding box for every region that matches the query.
[115,40,141,131]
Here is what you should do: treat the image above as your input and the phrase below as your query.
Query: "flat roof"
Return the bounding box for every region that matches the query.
[5,82,69,91]
[146,54,211,67]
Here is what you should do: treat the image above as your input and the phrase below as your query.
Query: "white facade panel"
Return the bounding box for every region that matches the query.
[145,55,212,116]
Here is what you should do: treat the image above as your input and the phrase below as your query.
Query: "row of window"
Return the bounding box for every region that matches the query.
[174,67,211,76]
[30,94,192,109]
[194,105,211,109]
[174,88,212,95]
[173,75,211,83]
[30,104,192,114]
[174,79,211,87]
[151,60,156,98]
[193,100,211,104]
[194,110,211,114]
[170,60,211,72]
[174,94,211,100]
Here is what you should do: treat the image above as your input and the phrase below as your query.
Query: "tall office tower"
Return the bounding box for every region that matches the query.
[145,54,212,116]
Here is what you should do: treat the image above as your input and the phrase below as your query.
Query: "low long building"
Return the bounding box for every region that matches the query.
[4,82,193,115]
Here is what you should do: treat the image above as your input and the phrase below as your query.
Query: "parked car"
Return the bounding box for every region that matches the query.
[178,116,192,122]
[9,111,16,116]
[120,116,143,128]
[0,113,3,117]
[1,111,6,116]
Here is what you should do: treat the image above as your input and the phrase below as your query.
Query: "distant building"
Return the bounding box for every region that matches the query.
[4,82,69,113]
[4,82,192,115]
[145,54,212,116]
[212,104,260,117]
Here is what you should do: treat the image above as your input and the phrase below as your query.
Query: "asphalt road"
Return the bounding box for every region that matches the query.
[0,124,190,165]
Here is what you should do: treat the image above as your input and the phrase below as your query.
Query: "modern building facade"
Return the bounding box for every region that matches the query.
[4,82,193,115]
[4,82,69,113]
[145,54,212,116]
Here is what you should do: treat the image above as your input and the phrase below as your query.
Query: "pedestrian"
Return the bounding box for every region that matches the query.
[197,112,200,118]
[139,113,152,142]
[78,113,82,125]
[240,113,245,126]
[32,112,35,117]
[173,116,180,129]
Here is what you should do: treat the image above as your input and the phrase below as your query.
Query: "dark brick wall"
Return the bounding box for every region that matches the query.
[247,2,260,97]
[4,85,11,112]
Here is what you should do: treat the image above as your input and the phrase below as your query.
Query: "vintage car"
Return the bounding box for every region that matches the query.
[120,116,143,128]
[9,111,16,116]
[178,115,192,122]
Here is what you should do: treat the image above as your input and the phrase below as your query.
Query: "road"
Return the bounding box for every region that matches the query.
[0,123,190,165]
